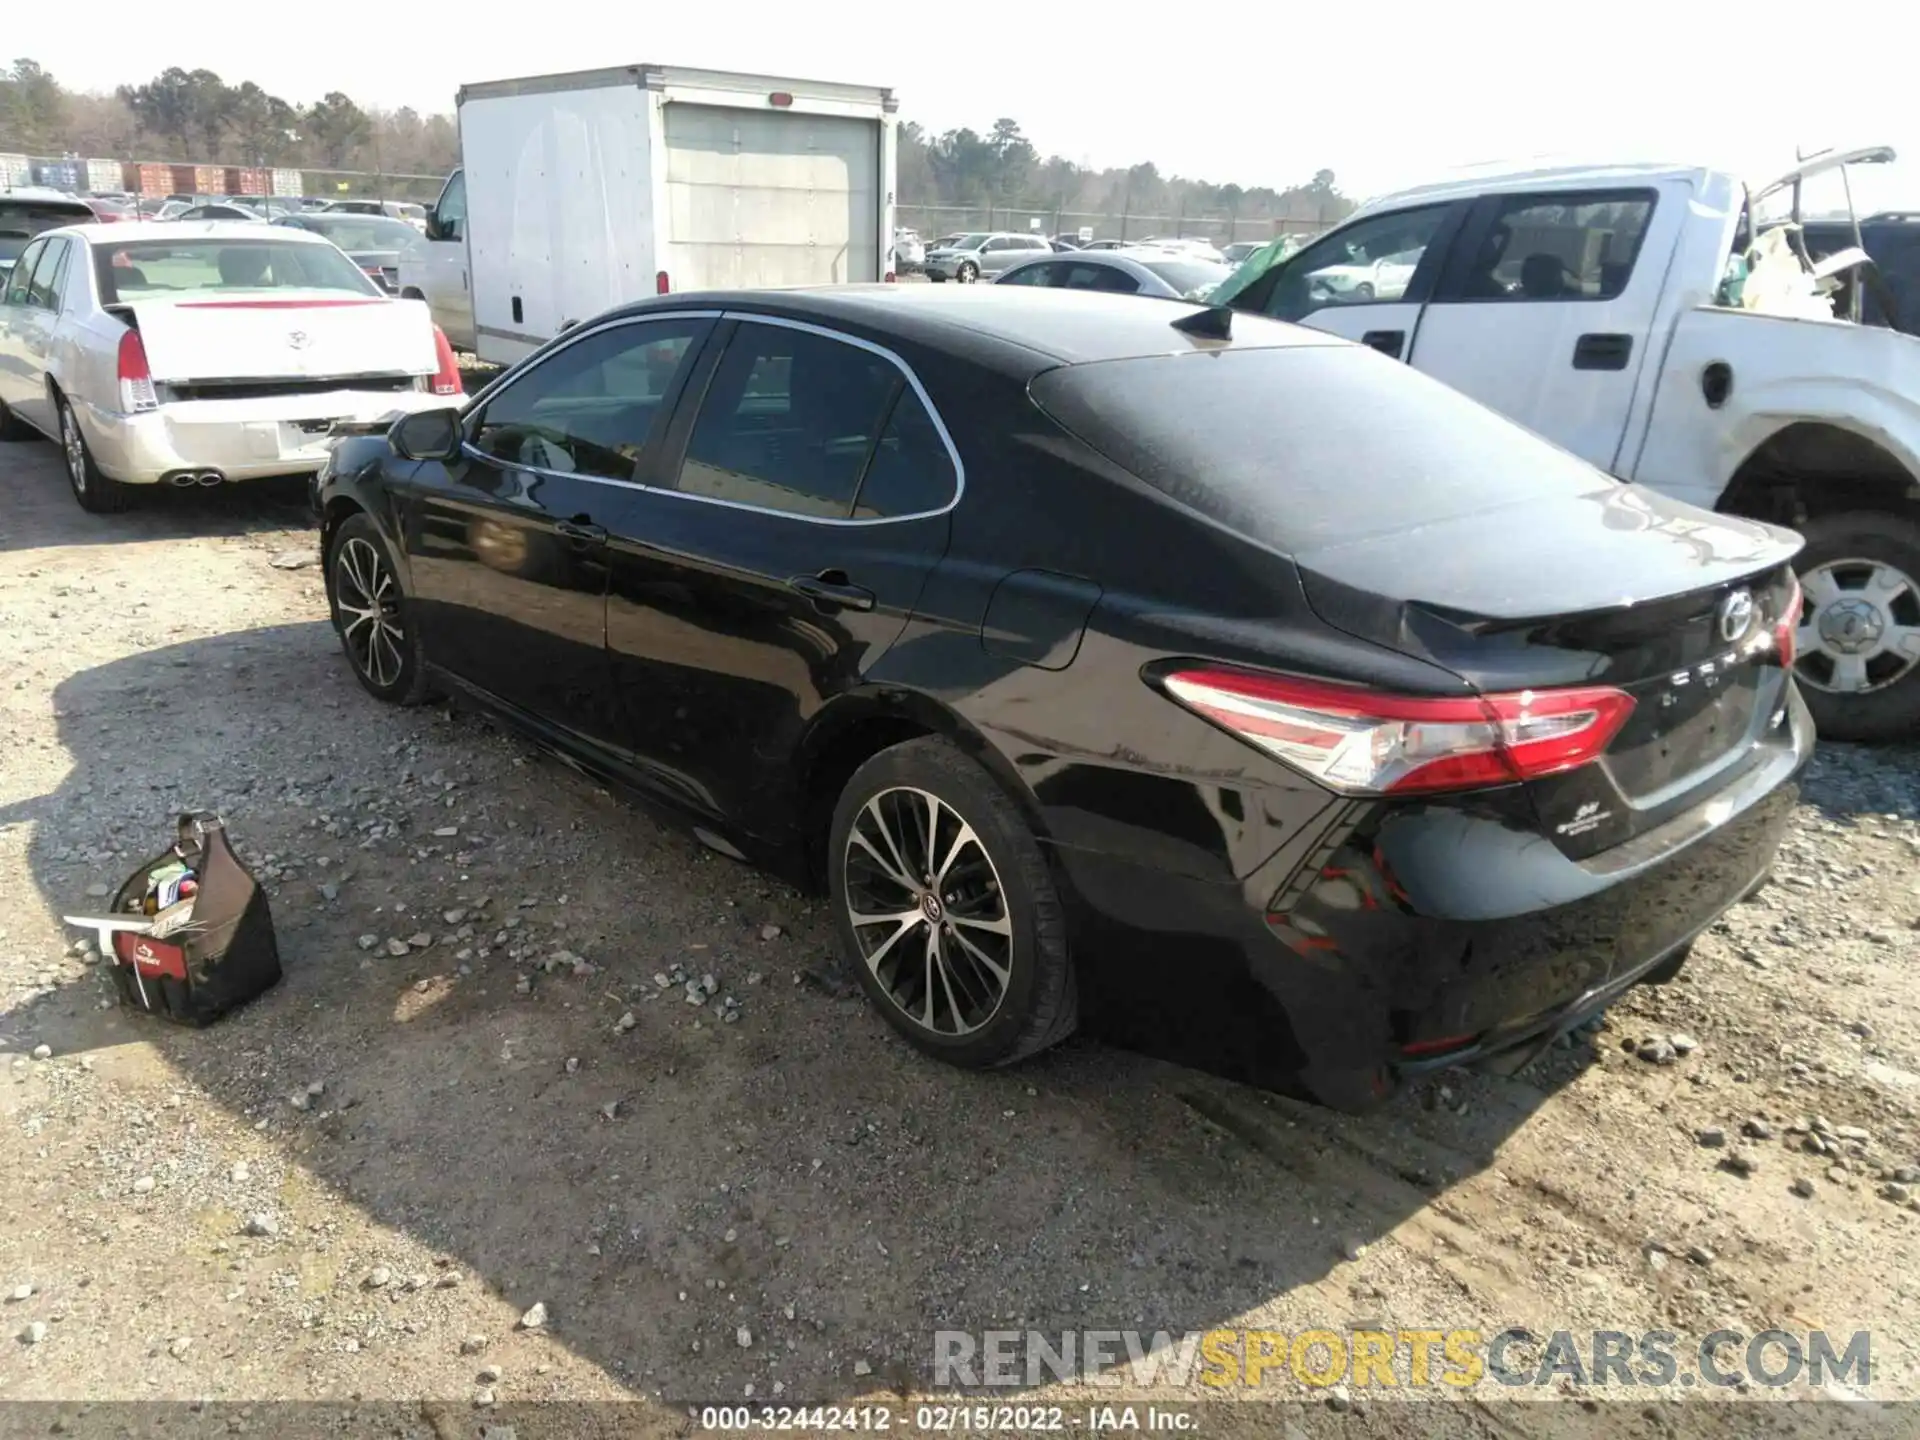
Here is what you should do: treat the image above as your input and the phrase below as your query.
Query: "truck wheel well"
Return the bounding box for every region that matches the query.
[799,715,934,890]
[1717,422,1920,527]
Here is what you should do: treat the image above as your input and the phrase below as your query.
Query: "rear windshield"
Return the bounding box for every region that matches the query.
[0,201,90,264]
[1138,258,1231,297]
[291,216,421,250]
[92,238,380,305]
[1029,345,1615,551]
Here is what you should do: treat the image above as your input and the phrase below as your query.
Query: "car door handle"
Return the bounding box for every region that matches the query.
[1572,333,1633,371]
[1360,329,1406,359]
[788,570,876,613]
[556,517,607,547]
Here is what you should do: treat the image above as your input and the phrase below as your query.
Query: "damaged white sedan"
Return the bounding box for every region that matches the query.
[0,221,463,513]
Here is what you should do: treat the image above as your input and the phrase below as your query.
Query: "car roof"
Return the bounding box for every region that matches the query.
[611,284,1341,370]
[1353,159,1717,219]
[46,220,333,244]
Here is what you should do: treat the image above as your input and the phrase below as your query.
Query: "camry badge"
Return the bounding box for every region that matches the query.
[1717,588,1754,644]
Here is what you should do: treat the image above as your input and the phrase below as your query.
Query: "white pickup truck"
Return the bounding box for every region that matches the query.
[1219,146,1920,742]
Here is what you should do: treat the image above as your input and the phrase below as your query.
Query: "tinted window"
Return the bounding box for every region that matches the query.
[435,172,466,241]
[676,322,904,519]
[0,203,87,270]
[853,389,958,519]
[1263,205,1450,321]
[471,318,708,481]
[1454,191,1656,301]
[1030,345,1614,552]
[3,239,45,304]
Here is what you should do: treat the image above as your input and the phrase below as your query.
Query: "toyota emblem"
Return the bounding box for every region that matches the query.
[287,330,312,350]
[1717,588,1755,643]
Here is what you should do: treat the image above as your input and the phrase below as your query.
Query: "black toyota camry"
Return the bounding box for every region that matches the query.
[312,285,1811,1110]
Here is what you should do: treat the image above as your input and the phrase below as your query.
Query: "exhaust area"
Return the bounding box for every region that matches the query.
[165,470,228,488]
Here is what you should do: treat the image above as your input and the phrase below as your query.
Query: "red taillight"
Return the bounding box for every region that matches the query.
[656,270,670,295]
[884,270,897,283]
[1159,668,1636,796]
[428,325,463,397]
[1774,573,1802,669]
[117,327,158,413]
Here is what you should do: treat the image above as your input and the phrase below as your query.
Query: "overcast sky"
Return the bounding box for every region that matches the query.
[19,1,1920,208]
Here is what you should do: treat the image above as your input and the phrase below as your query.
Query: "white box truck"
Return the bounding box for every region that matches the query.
[400,64,899,366]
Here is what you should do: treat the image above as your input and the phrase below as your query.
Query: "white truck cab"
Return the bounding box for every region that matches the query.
[1223,146,1920,741]
[399,168,473,352]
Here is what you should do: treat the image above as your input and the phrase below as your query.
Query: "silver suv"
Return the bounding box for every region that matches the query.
[924,231,1051,282]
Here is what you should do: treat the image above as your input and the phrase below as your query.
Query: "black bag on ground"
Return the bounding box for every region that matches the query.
[105,814,281,1026]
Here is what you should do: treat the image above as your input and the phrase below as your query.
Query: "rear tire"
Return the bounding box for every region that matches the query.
[59,397,135,514]
[326,512,433,706]
[828,736,1077,1071]
[1790,510,1920,741]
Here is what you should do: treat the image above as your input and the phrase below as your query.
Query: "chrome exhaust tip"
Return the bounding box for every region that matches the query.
[167,471,198,488]
[196,471,224,487]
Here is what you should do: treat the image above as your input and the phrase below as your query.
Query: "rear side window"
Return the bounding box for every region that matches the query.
[1030,346,1615,552]
[1447,191,1656,302]
[853,390,957,519]
[998,263,1056,287]
[676,322,907,519]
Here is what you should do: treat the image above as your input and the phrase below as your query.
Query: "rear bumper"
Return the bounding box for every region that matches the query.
[1050,684,1812,1111]
[77,387,451,485]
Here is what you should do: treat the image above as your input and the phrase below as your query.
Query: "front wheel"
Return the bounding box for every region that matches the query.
[60,398,135,514]
[957,262,979,284]
[327,512,433,705]
[1791,510,1920,742]
[828,736,1077,1071]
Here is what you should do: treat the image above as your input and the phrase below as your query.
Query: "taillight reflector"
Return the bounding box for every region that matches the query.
[1775,573,1802,669]
[656,270,670,295]
[884,270,897,283]
[427,324,463,397]
[117,327,158,413]
[1159,668,1636,796]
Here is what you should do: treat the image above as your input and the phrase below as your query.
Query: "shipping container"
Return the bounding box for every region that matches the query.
[30,159,82,191]
[132,162,172,198]
[228,166,270,197]
[192,165,225,195]
[85,157,122,192]
[169,164,198,195]
[0,153,31,187]
[270,168,303,198]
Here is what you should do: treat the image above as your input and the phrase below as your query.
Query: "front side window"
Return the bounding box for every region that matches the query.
[1062,263,1136,293]
[434,171,466,241]
[1449,191,1657,302]
[4,239,46,305]
[470,318,709,481]
[675,321,909,519]
[1261,205,1450,321]
[27,237,71,310]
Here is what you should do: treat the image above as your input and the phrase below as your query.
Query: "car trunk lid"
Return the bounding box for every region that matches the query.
[1294,486,1802,857]
[122,293,437,384]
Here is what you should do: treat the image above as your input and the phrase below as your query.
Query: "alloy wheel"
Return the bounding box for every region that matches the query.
[842,786,1012,1036]
[61,406,86,495]
[1794,556,1920,695]
[335,537,407,689]
[958,264,978,284]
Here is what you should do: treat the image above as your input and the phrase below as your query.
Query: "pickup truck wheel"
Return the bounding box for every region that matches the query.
[1791,511,1920,741]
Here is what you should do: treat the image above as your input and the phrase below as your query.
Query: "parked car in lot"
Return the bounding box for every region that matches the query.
[1215,145,1920,741]
[273,212,426,294]
[892,229,926,273]
[0,221,463,513]
[312,285,1809,1108]
[996,247,1231,299]
[1220,241,1263,265]
[0,190,94,283]
[175,203,261,222]
[923,232,1050,282]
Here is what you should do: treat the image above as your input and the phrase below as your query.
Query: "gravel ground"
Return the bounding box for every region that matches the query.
[1,435,1918,1438]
